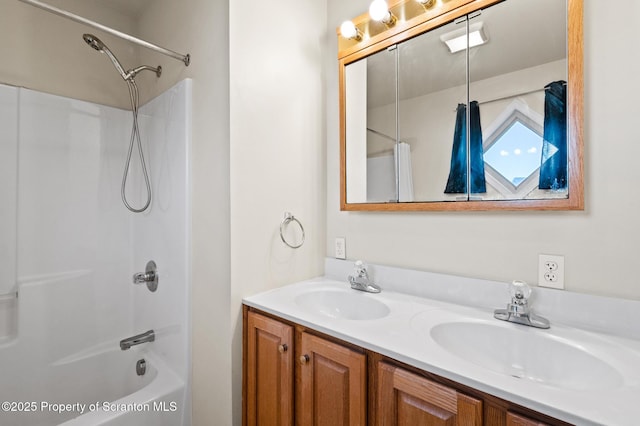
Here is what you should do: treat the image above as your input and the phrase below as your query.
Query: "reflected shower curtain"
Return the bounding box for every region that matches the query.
[539,80,567,190]
[444,101,486,194]
[394,142,414,202]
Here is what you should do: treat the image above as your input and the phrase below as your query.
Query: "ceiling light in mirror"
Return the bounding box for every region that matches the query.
[440,22,488,53]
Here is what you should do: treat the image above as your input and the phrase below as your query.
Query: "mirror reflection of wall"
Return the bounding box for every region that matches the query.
[346,47,398,203]
[397,18,467,202]
[343,0,571,207]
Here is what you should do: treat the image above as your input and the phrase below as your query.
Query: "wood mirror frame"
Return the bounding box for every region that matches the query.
[338,0,583,211]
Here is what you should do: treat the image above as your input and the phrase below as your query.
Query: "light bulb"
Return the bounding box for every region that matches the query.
[369,0,390,22]
[340,20,360,41]
[417,0,436,8]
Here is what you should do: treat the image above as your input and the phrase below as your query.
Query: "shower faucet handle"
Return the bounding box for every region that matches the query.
[133,260,158,292]
[133,271,155,284]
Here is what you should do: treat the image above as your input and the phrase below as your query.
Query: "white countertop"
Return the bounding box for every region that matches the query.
[244,262,640,426]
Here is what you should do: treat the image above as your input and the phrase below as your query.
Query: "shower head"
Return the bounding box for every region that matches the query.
[82,33,162,81]
[83,33,128,80]
[82,34,104,51]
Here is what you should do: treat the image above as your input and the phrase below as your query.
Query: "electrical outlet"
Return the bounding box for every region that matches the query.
[335,237,346,259]
[538,254,564,289]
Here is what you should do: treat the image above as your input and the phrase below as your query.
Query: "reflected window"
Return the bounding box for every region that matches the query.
[483,100,544,198]
[485,120,542,187]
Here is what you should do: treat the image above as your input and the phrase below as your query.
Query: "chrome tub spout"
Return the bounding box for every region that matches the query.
[120,330,155,350]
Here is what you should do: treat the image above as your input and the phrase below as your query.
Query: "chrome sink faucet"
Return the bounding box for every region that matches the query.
[494,281,549,329]
[348,261,381,293]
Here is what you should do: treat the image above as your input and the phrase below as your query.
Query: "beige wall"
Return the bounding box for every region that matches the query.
[327,0,640,301]
[4,0,326,424]
[140,0,327,423]
[8,0,639,424]
[0,0,138,108]
[228,0,327,424]
[137,0,232,425]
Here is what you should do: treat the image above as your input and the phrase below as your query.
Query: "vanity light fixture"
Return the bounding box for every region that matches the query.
[440,22,488,53]
[340,20,363,42]
[416,0,436,9]
[369,0,397,27]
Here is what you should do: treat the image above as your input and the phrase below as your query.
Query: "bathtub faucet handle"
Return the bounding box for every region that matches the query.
[133,260,158,292]
[133,271,155,284]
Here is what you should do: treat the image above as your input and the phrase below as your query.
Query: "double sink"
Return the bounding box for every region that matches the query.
[294,285,627,391]
[245,278,640,424]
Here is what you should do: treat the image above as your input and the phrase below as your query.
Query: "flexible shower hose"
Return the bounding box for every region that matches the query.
[122,78,152,213]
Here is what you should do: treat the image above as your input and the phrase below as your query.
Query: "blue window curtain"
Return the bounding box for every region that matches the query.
[444,101,486,194]
[539,80,567,190]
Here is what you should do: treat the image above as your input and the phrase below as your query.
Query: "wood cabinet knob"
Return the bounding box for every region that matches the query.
[300,354,310,365]
[278,344,288,353]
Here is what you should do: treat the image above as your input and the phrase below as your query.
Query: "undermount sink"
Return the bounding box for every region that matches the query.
[430,321,624,391]
[295,288,390,320]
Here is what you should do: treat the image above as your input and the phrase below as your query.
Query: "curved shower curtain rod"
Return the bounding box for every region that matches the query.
[17,0,191,66]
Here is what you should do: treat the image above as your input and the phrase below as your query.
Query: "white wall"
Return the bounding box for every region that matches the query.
[327,0,640,301]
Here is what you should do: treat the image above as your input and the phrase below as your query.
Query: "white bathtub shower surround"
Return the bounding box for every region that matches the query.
[244,258,640,425]
[0,293,16,341]
[0,80,191,425]
[0,85,18,299]
[0,85,18,341]
[61,353,184,426]
[17,88,132,352]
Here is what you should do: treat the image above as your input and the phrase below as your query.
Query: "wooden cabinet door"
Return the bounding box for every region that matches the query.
[376,362,482,426]
[298,332,367,426]
[246,311,294,426]
[506,412,550,426]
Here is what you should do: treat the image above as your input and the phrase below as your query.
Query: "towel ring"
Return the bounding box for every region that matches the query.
[280,212,305,249]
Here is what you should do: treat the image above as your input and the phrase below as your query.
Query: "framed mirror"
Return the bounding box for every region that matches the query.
[339,0,583,211]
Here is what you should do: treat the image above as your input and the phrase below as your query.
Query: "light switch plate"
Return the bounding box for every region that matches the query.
[335,237,346,259]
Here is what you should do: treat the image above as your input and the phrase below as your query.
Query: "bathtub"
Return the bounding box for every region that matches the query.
[0,344,185,426]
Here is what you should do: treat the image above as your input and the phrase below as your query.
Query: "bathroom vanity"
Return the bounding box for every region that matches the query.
[244,307,562,425]
[242,260,640,425]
